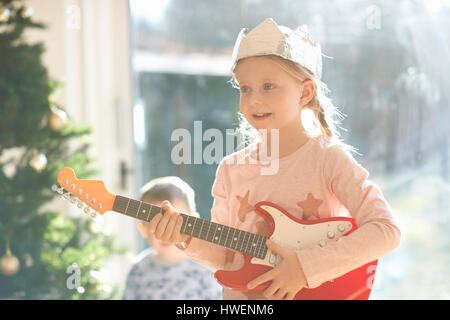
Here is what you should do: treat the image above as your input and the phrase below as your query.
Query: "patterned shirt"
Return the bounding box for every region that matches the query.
[123,248,222,300]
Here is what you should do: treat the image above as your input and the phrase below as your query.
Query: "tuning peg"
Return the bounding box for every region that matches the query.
[70,196,77,204]
[57,187,64,195]
[76,200,83,209]
[51,184,58,192]
[62,192,71,200]
[82,206,97,218]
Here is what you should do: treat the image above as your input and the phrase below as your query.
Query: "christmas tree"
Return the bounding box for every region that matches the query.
[0,0,123,299]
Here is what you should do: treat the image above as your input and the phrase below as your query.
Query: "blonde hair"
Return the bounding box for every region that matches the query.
[139,176,196,214]
[230,55,357,154]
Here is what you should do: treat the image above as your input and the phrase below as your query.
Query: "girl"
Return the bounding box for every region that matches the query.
[149,18,401,300]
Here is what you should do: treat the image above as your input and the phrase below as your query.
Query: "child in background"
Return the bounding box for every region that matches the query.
[148,18,401,300]
[123,176,222,300]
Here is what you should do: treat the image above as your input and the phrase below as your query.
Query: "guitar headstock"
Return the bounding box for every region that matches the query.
[53,167,115,217]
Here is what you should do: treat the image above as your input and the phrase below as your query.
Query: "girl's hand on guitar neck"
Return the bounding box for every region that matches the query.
[149,200,192,244]
[247,239,307,300]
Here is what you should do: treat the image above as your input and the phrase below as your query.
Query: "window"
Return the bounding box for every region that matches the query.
[129,0,450,299]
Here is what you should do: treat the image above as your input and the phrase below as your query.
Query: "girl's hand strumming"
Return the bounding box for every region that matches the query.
[247,239,307,300]
[148,200,192,244]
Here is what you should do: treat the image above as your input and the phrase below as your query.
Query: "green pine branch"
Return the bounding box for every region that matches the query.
[0,0,125,299]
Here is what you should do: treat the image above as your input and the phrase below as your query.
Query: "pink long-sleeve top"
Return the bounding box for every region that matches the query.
[182,135,401,299]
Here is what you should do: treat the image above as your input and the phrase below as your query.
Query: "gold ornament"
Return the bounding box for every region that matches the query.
[0,7,11,23]
[29,150,47,172]
[0,240,20,276]
[48,106,68,131]
[20,6,34,19]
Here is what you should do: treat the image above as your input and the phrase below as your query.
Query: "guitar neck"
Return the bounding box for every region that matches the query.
[112,195,268,259]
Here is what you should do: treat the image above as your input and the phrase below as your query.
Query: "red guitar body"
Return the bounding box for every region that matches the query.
[214,201,378,300]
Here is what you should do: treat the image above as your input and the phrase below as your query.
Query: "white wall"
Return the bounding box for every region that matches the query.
[25,0,137,297]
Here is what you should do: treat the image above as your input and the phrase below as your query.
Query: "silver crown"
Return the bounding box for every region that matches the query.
[231,18,322,79]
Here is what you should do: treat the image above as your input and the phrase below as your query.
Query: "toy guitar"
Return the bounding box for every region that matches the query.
[55,167,378,300]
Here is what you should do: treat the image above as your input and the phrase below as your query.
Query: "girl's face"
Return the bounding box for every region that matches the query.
[234,56,310,133]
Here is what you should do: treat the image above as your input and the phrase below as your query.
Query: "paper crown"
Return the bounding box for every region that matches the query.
[231,18,322,79]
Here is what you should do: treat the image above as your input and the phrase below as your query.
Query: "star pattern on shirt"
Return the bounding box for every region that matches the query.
[255,219,270,237]
[236,190,254,222]
[296,192,323,220]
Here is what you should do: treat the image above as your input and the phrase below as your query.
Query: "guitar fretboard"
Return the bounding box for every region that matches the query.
[112,195,268,260]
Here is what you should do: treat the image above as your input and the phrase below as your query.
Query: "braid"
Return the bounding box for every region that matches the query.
[304,77,344,144]
[304,93,333,140]
[316,105,333,139]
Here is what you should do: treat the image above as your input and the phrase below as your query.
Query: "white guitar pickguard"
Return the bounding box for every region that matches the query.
[251,204,353,267]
